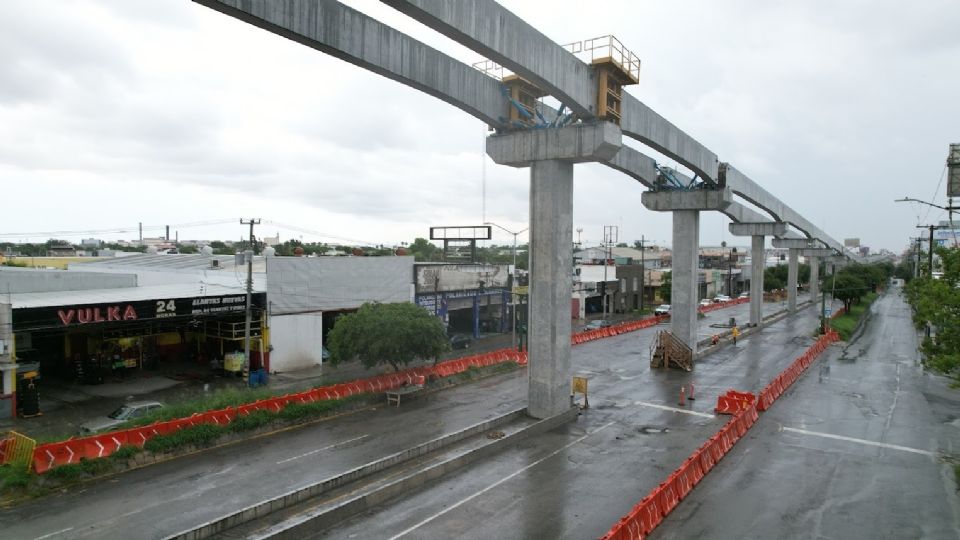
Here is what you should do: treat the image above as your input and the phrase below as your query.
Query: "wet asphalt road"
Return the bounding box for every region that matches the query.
[5,294,956,539]
[657,290,960,539]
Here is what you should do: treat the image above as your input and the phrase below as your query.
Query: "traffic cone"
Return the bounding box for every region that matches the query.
[679,386,686,406]
[688,382,696,401]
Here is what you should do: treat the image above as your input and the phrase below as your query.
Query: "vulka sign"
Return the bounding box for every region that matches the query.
[57,305,138,326]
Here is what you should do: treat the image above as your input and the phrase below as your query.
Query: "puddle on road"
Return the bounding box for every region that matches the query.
[637,426,670,435]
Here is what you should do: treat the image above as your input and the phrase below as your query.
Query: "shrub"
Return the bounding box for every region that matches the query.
[144,424,222,454]
[0,465,30,489]
[47,463,83,482]
[110,446,141,460]
[227,410,275,433]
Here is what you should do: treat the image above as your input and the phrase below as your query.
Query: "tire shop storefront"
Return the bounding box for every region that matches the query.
[10,285,268,393]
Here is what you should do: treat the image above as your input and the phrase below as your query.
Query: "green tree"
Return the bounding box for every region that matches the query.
[326,302,449,372]
[408,238,440,262]
[658,271,671,302]
[904,246,960,376]
[831,273,868,312]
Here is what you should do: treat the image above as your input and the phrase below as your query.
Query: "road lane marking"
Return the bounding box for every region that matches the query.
[275,435,369,464]
[781,427,936,457]
[34,527,74,540]
[387,421,616,540]
[633,400,715,419]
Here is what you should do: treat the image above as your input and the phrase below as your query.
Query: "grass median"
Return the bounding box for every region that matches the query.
[829,292,878,340]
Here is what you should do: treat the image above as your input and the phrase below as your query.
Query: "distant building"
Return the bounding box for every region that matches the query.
[80,238,102,248]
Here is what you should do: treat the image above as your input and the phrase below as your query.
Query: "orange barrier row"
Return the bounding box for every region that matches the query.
[30,311,676,474]
[570,315,668,345]
[697,297,749,315]
[601,404,760,539]
[758,329,839,411]
[31,347,530,473]
[603,322,839,538]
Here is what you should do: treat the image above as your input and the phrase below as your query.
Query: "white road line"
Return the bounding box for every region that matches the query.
[275,435,369,464]
[387,421,616,540]
[781,427,936,457]
[34,527,74,540]
[633,400,716,419]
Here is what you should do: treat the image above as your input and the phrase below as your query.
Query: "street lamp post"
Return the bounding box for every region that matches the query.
[485,222,528,349]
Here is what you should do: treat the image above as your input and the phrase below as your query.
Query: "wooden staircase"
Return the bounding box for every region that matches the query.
[650,331,693,371]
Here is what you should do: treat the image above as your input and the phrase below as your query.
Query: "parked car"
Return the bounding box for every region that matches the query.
[698,299,713,307]
[585,319,612,330]
[80,401,164,434]
[739,292,750,299]
[449,334,473,350]
[321,346,331,361]
[713,295,731,303]
[654,304,671,315]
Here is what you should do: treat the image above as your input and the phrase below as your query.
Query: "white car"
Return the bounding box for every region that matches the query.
[698,299,713,307]
[654,304,671,315]
[713,295,731,303]
[80,401,164,434]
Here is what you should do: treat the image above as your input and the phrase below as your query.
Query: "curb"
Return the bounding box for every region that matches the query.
[166,406,576,539]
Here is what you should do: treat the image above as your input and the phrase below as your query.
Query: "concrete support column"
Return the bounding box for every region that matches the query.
[642,188,733,357]
[487,122,622,419]
[729,222,786,328]
[527,159,574,419]
[787,249,799,312]
[750,235,765,327]
[672,210,701,355]
[809,256,819,300]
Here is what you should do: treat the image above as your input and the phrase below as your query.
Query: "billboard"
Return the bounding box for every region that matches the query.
[948,143,960,198]
[415,264,509,293]
[844,238,860,248]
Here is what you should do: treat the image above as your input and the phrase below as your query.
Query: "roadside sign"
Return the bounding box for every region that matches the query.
[824,307,832,317]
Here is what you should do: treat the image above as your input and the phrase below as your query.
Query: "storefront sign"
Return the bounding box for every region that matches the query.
[14,293,266,331]
[58,305,138,325]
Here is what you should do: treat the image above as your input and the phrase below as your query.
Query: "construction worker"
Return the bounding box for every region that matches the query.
[731,325,740,345]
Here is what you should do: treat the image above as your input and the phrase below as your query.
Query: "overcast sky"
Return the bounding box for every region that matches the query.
[1,0,958,252]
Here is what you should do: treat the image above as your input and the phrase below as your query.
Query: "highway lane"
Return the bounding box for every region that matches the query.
[0,296,814,540]
[656,289,960,539]
[319,299,836,539]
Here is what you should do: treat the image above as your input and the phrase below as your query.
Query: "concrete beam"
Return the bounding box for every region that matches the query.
[641,188,732,212]
[486,123,621,167]
[604,145,658,189]
[194,0,510,128]
[729,222,787,237]
[722,163,844,252]
[381,0,597,118]
[798,248,836,257]
[620,95,719,183]
[772,237,817,249]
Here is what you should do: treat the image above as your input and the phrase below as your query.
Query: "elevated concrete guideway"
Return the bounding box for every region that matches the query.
[193,0,853,410]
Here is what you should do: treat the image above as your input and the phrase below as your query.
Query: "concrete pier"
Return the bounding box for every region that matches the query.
[642,189,731,355]
[729,221,786,328]
[488,123,621,418]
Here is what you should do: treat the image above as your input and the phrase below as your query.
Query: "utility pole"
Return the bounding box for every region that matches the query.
[485,222,528,349]
[240,218,260,382]
[635,235,656,311]
[916,224,947,277]
[603,226,618,320]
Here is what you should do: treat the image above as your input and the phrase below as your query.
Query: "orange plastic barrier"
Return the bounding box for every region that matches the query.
[714,389,756,415]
